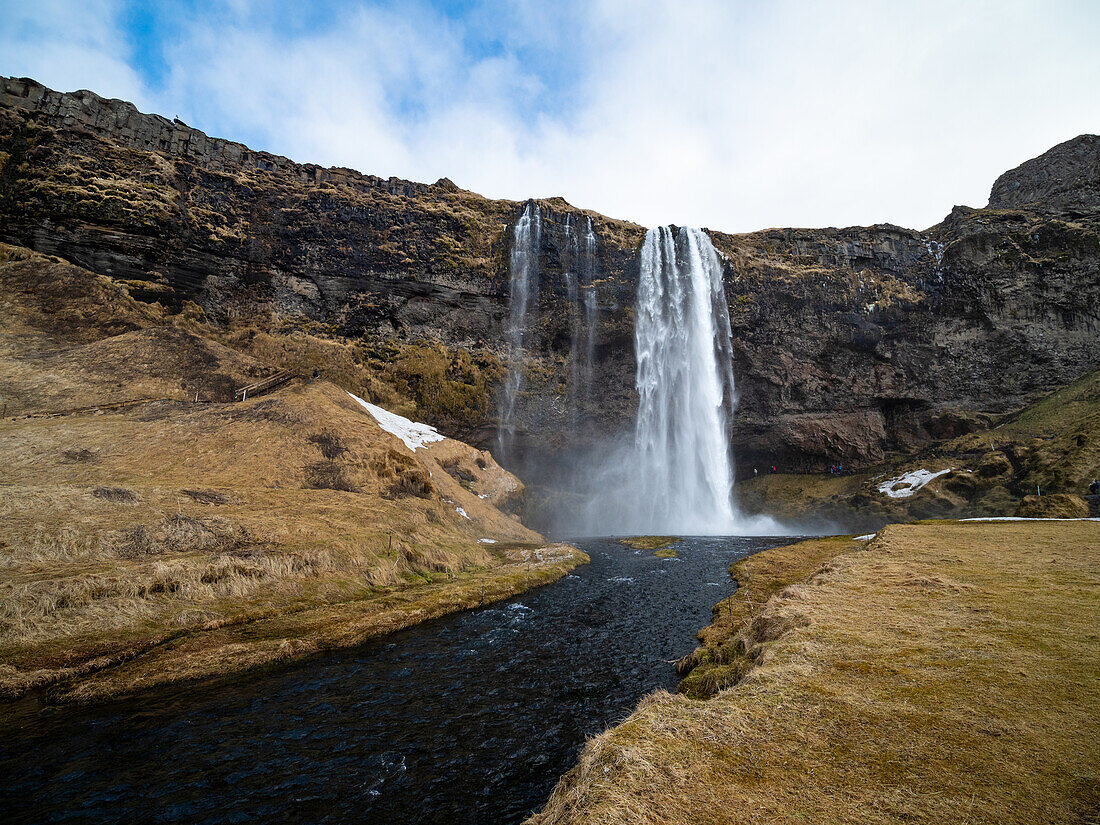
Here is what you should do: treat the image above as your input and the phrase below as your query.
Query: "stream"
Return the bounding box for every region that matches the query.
[1,535,798,824]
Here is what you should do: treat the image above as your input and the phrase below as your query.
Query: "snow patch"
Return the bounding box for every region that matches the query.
[477,538,498,544]
[853,534,876,541]
[346,392,444,451]
[455,507,471,520]
[877,468,952,498]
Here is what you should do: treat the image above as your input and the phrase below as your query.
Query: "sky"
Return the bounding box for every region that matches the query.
[2,0,1098,232]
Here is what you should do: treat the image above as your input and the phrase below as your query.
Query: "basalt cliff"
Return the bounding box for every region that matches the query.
[2,77,1098,526]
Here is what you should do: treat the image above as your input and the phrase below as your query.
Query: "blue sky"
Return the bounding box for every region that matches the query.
[2,0,1099,231]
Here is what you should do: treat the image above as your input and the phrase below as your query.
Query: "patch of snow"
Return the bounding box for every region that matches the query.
[477,494,489,499]
[960,517,1100,522]
[346,392,444,451]
[477,538,497,544]
[853,534,876,541]
[877,468,952,498]
[455,506,470,520]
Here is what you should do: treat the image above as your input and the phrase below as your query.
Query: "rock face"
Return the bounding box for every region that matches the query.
[2,76,1099,511]
[989,134,1100,215]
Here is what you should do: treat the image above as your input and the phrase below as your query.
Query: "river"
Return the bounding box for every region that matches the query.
[1,535,798,824]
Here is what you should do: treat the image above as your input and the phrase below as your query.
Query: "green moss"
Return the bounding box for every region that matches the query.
[619,535,680,550]
[653,547,680,559]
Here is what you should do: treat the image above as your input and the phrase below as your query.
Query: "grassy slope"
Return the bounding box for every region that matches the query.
[530,521,1100,824]
[0,245,586,705]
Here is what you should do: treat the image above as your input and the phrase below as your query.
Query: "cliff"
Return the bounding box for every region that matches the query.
[2,76,1098,519]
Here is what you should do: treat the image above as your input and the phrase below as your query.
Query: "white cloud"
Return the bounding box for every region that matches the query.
[2,0,1098,232]
[0,0,153,107]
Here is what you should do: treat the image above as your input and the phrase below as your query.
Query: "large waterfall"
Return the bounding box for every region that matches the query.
[500,210,767,536]
[629,226,739,533]
[575,225,776,536]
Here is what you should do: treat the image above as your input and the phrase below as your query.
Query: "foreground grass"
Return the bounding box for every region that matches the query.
[677,535,856,698]
[43,541,586,705]
[530,521,1100,825]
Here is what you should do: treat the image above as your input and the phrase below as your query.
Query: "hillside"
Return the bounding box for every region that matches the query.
[736,367,1100,530]
[0,243,584,704]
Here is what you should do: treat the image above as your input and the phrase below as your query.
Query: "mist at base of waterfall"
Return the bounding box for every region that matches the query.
[538,431,788,538]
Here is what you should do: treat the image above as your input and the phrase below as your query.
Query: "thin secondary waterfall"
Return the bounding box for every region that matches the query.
[628,226,740,534]
[579,217,599,419]
[498,203,600,459]
[498,202,540,459]
[564,214,600,429]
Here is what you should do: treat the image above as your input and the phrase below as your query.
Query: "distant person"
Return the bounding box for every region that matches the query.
[753,468,758,477]
[312,368,320,380]
[1090,479,1099,496]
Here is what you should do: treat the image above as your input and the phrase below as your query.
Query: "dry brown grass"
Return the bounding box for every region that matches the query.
[0,246,583,705]
[677,535,855,698]
[1015,493,1091,518]
[530,521,1100,825]
[0,381,573,702]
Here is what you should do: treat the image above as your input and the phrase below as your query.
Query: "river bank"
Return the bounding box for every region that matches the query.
[9,541,586,706]
[1,536,789,824]
[530,520,1100,824]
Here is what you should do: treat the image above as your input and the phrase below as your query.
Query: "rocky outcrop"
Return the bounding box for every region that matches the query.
[717,201,1100,472]
[989,134,1100,215]
[2,76,1098,508]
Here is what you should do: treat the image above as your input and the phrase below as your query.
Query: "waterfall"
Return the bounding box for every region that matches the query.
[500,212,776,536]
[579,218,599,419]
[625,226,740,534]
[498,202,540,459]
[499,203,602,460]
[563,215,600,430]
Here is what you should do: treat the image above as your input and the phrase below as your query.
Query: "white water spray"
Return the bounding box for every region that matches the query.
[630,226,738,533]
[576,226,780,536]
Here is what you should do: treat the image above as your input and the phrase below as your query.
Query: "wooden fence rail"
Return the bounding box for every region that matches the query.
[234,370,293,401]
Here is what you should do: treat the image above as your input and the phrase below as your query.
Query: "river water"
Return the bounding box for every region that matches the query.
[1,536,797,824]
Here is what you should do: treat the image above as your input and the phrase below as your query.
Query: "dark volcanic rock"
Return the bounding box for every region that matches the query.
[2,75,1098,491]
[989,134,1100,215]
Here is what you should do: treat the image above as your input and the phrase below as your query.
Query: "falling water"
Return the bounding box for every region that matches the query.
[624,226,741,534]
[498,202,540,458]
[579,217,599,419]
[563,215,600,429]
[499,204,601,459]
